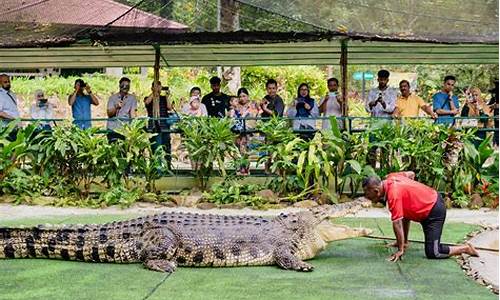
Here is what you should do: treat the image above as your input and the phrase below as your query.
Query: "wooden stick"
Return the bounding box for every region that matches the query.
[364,235,498,252]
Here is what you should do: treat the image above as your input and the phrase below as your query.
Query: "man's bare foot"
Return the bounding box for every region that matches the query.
[465,242,480,257]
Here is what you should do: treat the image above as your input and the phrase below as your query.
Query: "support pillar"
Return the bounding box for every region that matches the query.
[340,39,349,130]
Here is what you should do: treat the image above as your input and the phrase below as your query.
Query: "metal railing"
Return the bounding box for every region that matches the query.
[11,115,499,135]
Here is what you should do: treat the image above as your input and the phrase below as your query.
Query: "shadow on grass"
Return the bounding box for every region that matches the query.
[0,216,494,300]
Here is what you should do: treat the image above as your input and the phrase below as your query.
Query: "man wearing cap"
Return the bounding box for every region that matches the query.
[107,77,137,142]
[0,74,20,121]
[362,172,479,262]
[68,78,100,130]
[30,90,54,130]
[201,76,230,118]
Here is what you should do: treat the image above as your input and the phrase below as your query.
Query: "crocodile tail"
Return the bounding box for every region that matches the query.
[0,224,141,263]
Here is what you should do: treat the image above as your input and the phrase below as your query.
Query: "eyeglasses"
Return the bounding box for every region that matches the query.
[300,88,309,91]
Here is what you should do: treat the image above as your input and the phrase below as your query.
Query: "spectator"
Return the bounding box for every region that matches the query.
[394,80,437,119]
[30,90,54,130]
[260,79,284,118]
[228,96,240,119]
[461,87,493,147]
[107,77,137,142]
[487,80,499,147]
[0,74,20,121]
[319,77,343,130]
[365,69,397,118]
[201,76,230,117]
[232,88,258,175]
[145,80,173,168]
[181,87,207,117]
[432,75,460,126]
[287,83,319,133]
[365,70,396,168]
[68,78,99,130]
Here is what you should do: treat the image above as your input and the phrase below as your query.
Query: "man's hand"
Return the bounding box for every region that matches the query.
[85,84,92,94]
[386,241,410,249]
[116,100,124,109]
[260,99,268,108]
[74,82,81,93]
[388,250,404,262]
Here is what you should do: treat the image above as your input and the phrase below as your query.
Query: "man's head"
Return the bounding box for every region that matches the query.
[399,80,411,97]
[377,70,390,90]
[442,75,456,93]
[210,76,221,94]
[0,74,11,91]
[151,80,162,89]
[362,176,384,203]
[119,77,131,94]
[327,77,339,92]
[266,79,278,97]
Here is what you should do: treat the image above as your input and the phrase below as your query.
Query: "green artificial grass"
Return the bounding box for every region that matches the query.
[0,215,494,300]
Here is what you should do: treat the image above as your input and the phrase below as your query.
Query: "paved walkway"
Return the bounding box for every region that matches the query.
[1,203,497,226]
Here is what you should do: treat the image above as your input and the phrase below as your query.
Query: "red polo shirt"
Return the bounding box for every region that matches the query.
[384,173,438,222]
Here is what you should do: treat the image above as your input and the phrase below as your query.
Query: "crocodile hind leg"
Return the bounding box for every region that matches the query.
[273,246,314,272]
[140,226,180,273]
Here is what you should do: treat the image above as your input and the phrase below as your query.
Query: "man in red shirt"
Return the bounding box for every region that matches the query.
[363,171,479,262]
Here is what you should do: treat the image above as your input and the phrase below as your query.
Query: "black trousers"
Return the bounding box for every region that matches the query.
[420,194,450,259]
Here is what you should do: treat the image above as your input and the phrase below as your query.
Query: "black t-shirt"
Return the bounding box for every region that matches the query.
[201,92,230,117]
[145,95,170,129]
[261,95,285,118]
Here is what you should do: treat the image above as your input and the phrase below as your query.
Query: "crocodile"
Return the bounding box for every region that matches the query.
[0,199,371,272]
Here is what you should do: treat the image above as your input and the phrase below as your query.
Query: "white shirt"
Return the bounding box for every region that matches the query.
[319,94,343,129]
[366,87,397,117]
[0,88,20,118]
[30,103,54,126]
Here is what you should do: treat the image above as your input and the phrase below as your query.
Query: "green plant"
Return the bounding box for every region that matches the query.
[202,178,266,207]
[97,186,142,208]
[176,117,239,190]
[0,122,38,182]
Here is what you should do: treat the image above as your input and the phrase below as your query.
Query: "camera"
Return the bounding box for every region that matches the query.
[160,86,169,96]
[38,98,48,107]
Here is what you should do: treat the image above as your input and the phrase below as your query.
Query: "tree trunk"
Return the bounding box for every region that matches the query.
[220,0,240,94]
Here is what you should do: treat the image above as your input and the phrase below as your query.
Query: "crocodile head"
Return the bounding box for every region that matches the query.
[307,197,372,226]
[277,198,372,259]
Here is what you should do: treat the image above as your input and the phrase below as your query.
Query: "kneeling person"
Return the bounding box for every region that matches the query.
[362,171,478,262]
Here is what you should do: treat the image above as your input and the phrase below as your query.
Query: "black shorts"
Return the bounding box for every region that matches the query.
[420,194,450,259]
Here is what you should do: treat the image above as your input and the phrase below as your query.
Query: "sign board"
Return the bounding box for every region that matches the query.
[352,72,374,81]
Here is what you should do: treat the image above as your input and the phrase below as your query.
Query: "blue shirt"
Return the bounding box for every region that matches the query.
[432,92,459,126]
[72,94,92,129]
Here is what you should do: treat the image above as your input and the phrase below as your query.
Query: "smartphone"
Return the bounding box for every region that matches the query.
[160,87,169,96]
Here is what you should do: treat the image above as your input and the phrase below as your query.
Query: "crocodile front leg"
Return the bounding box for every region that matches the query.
[144,259,177,273]
[140,226,180,273]
[273,246,314,272]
